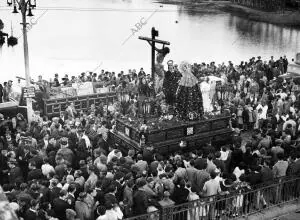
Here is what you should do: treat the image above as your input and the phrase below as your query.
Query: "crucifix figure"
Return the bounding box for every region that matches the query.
[139,27,170,94]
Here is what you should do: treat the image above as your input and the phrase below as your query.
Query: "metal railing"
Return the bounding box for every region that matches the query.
[124,176,300,220]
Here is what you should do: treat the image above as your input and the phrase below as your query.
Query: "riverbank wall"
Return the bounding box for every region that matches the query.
[156,0,300,27]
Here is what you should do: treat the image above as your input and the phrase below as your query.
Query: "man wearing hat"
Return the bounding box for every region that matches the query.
[53,73,60,87]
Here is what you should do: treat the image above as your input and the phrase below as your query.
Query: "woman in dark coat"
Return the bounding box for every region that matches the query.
[171,178,189,220]
[0,84,3,103]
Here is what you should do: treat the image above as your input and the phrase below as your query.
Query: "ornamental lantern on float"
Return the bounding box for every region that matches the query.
[140,134,146,148]
[179,140,187,148]
[7,36,18,47]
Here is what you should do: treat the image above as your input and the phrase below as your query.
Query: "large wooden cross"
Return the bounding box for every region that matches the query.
[139,27,170,79]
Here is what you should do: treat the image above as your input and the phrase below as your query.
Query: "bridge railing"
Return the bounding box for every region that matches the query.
[124,176,300,220]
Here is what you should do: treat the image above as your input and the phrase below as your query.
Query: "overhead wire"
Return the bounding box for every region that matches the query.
[0,5,199,13]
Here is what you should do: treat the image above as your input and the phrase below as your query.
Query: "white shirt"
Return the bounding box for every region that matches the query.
[107,150,122,163]
[256,104,268,119]
[233,167,245,181]
[220,150,229,161]
[44,139,49,149]
[203,178,221,197]
[82,134,91,149]
[97,207,123,220]
[62,183,70,191]
[280,92,287,100]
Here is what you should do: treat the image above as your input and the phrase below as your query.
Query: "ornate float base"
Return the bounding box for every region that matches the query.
[109,115,233,155]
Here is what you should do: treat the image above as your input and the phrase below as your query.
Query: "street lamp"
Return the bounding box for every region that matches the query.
[6,0,37,124]
[6,0,12,6]
[0,19,18,47]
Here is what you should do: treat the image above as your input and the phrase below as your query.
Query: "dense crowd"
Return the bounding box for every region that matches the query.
[0,55,300,220]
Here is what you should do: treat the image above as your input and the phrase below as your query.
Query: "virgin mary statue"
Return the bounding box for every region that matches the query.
[175,61,204,121]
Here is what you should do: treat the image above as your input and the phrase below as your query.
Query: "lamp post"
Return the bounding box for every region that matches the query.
[0,19,18,47]
[6,0,37,124]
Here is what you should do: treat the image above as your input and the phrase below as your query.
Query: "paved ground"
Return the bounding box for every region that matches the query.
[273,210,300,220]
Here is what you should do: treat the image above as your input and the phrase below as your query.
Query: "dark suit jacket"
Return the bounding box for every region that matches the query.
[18,151,31,180]
[27,168,44,181]
[133,189,148,215]
[8,166,23,184]
[23,209,38,220]
[171,186,189,205]
[29,155,44,169]
[95,188,105,205]
[66,194,76,209]
[213,159,226,173]
[287,160,300,176]
[194,158,207,170]
[246,172,262,188]
[112,180,124,202]
[49,187,61,205]
[104,193,117,205]
[52,198,70,220]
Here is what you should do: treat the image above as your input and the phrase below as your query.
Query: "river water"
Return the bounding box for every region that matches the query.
[0,0,300,81]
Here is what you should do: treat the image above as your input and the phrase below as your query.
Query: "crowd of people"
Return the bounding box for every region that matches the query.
[0,54,300,220]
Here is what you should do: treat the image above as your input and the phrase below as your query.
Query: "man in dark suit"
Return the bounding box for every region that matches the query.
[7,159,23,185]
[0,149,9,185]
[194,150,207,170]
[287,152,300,176]
[52,190,70,220]
[46,136,59,155]
[283,55,288,73]
[59,111,67,126]
[64,165,75,179]
[163,60,181,106]
[132,179,149,216]
[113,171,125,202]
[29,150,44,169]
[49,179,61,205]
[66,184,76,209]
[27,161,44,181]
[94,180,105,206]
[17,145,31,181]
[104,184,118,205]
[23,199,39,220]
[245,165,262,187]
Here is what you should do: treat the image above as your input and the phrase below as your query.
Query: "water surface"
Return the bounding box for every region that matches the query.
[0,0,299,81]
